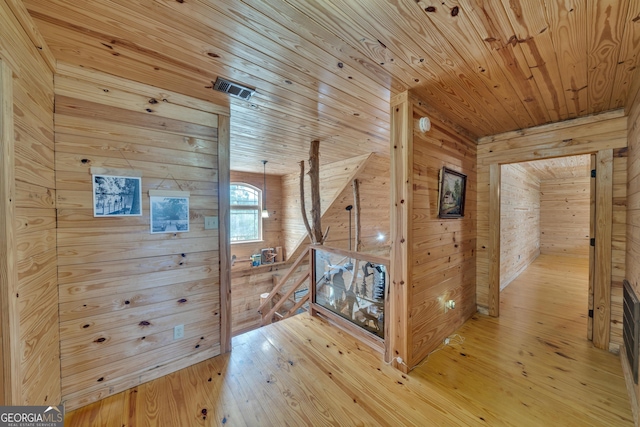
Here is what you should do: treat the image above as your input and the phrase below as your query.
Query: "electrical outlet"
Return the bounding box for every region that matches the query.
[174,324,184,340]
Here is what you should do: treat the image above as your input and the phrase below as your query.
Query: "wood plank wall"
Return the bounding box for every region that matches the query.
[477,111,627,349]
[500,164,540,289]
[319,154,390,257]
[54,64,228,410]
[624,76,640,425]
[0,0,59,406]
[281,153,370,259]
[540,177,590,258]
[407,97,477,367]
[229,171,283,263]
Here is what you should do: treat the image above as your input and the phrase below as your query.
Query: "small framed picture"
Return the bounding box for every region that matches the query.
[93,175,142,217]
[150,196,190,233]
[438,167,466,218]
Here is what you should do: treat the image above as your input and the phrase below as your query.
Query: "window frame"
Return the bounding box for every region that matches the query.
[229,182,263,244]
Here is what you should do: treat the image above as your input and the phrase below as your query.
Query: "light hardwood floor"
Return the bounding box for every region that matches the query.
[65,255,633,426]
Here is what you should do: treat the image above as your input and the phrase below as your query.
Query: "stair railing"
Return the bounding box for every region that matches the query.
[257,246,311,325]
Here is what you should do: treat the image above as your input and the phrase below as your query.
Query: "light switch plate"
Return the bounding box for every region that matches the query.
[174,324,184,340]
[204,216,218,229]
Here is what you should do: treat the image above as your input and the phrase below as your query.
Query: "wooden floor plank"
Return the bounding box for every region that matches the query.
[64,254,633,426]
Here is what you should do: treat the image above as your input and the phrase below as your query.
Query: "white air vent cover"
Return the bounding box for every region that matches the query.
[213,77,255,101]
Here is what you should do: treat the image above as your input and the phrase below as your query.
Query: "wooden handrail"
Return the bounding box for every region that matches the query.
[257,246,310,314]
[310,244,389,267]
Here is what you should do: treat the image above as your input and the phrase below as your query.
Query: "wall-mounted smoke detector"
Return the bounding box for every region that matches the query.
[212,77,256,101]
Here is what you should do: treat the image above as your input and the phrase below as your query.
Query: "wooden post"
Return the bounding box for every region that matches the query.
[389,91,412,371]
[0,59,20,405]
[488,163,501,317]
[593,149,612,350]
[353,179,361,252]
[218,114,232,353]
[308,139,323,243]
[299,160,314,242]
[260,293,272,325]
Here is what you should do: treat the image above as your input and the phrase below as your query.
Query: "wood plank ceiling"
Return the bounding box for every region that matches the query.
[22,0,640,175]
[519,154,592,180]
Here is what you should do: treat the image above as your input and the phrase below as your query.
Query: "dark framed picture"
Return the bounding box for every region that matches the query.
[438,167,466,218]
[92,175,142,217]
[150,196,190,234]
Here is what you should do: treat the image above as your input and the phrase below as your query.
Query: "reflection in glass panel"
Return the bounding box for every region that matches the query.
[314,249,386,338]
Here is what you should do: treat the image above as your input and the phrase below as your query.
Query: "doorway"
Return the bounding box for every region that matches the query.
[489,150,615,350]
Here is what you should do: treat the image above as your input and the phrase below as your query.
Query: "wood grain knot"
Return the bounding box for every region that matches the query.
[94,337,106,343]
[139,321,151,326]
[451,6,459,16]
[178,298,188,303]
[425,6,436,12]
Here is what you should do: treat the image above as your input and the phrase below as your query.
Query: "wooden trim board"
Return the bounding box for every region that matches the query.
[389,91,412,372]
[593,149,613,349]
[218,114,231,353]
[489,163,501,317]
[0,59,21,404]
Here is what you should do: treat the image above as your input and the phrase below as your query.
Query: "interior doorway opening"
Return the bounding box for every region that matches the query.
[497,154,593,340]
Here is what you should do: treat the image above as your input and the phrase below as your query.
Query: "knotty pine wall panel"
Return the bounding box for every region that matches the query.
[540,178,590,258]
[625,81,640,420]
[54,65,226,410]
[500,164,540,289]
[0,0,59,406]
[408,101,477,367]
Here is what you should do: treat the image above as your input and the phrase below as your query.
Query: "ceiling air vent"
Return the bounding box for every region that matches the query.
[212,77,255,101]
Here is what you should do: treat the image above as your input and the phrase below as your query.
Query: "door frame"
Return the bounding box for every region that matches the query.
[0,58,21,405]
[488,149,613,350]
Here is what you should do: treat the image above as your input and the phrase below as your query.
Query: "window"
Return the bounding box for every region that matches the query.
[230,183,262,242]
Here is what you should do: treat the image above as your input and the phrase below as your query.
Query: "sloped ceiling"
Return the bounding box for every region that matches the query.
[23,0,640,174]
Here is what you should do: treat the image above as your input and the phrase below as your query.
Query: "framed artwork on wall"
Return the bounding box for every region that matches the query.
[92,174,142,217]
[150,194,190,234]
[438,167,466,218]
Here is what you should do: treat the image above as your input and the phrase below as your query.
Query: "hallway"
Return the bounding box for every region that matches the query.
[65,255,633,426]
